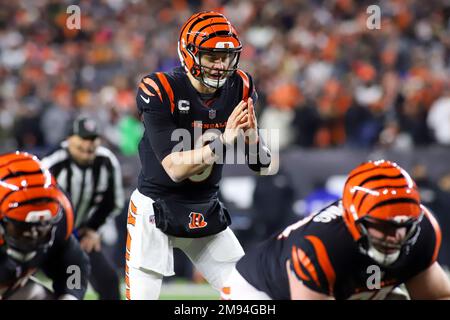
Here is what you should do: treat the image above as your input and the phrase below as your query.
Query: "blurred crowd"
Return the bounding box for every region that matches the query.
[1,0,450,158]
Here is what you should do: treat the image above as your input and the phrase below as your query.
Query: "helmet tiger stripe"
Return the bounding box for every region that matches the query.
[342,160,421,241]
[0,152,69,224]
[178,11,242,89]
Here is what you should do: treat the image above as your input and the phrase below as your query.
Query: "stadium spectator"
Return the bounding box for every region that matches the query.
[1,0,449,152]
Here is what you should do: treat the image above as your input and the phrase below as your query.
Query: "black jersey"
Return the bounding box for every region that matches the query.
[0,208,90,300]
[136,67,257,201]
[236,200,441,300]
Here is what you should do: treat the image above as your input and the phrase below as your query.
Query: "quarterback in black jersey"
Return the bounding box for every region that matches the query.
[222,160,450,300]
[125,11,271,299]
[0,152,90,300]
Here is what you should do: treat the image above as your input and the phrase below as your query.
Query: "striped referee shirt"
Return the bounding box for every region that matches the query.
[41,141,124,230]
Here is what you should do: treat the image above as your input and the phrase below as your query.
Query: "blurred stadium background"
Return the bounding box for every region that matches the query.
[1,0,449,299]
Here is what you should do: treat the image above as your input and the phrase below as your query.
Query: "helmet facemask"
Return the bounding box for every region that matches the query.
[356,213,423,267]
[0,151,69,263]
[187,44,241,89]
[0,203,62,262]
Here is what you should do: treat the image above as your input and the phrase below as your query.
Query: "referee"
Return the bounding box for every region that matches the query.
[42,116,124,300]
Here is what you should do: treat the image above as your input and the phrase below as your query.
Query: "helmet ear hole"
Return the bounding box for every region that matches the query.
[192,65,201,77]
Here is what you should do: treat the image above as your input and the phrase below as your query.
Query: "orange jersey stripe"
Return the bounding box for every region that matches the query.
[305,235,336,294]
[125,198,135,298]
[236,69,250,101]
[125,229,131,261]
[126,233,132,253]
[422,205,442,262]
[296,246,320,287]
[130,200,137,214]
[143,77,163,102]
[127,213,136,227]
[156,72,175,113]
[291,246,310,282]
[127,200,137,226]
[139,82,154,97]
[125,239,131,299]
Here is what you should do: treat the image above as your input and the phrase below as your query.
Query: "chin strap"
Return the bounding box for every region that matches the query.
[366,245,401,266]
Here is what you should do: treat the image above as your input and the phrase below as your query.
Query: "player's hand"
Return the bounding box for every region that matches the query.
[243,97,259,145]
[222,100,249,146]
[79,228,102,253]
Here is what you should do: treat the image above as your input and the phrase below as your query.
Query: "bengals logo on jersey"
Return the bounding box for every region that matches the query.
[188,212,208,229]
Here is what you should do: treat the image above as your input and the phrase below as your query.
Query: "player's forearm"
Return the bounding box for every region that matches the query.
[162,144,218,182]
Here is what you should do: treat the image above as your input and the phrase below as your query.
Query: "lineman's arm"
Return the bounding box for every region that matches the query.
[286,260,334,300]
[405,261,450,300]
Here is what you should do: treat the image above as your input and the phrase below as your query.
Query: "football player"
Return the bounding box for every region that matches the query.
[222,160,450,300]
[126,11,271,299]
[0,152,90,300]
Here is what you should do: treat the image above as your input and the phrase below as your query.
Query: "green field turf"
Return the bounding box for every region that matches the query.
[84,280,219,300]
[35,271,219,300]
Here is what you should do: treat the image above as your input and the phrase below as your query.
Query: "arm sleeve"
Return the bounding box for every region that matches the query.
[245,132,271,172]
[289,238,334,296]
[137,76,180,162]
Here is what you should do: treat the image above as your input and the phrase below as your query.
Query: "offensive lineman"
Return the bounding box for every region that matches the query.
[222,160,450,300]
[0,152,90,300]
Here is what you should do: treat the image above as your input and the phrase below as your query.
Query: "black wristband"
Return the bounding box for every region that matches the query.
[246,139,271,171]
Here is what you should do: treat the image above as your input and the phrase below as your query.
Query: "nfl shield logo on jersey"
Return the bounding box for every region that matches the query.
[209,109,216,119]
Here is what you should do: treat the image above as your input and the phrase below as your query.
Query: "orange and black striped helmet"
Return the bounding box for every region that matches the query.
[177,11,242,89]
[342,160,423,264]
[0,152,70,258]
